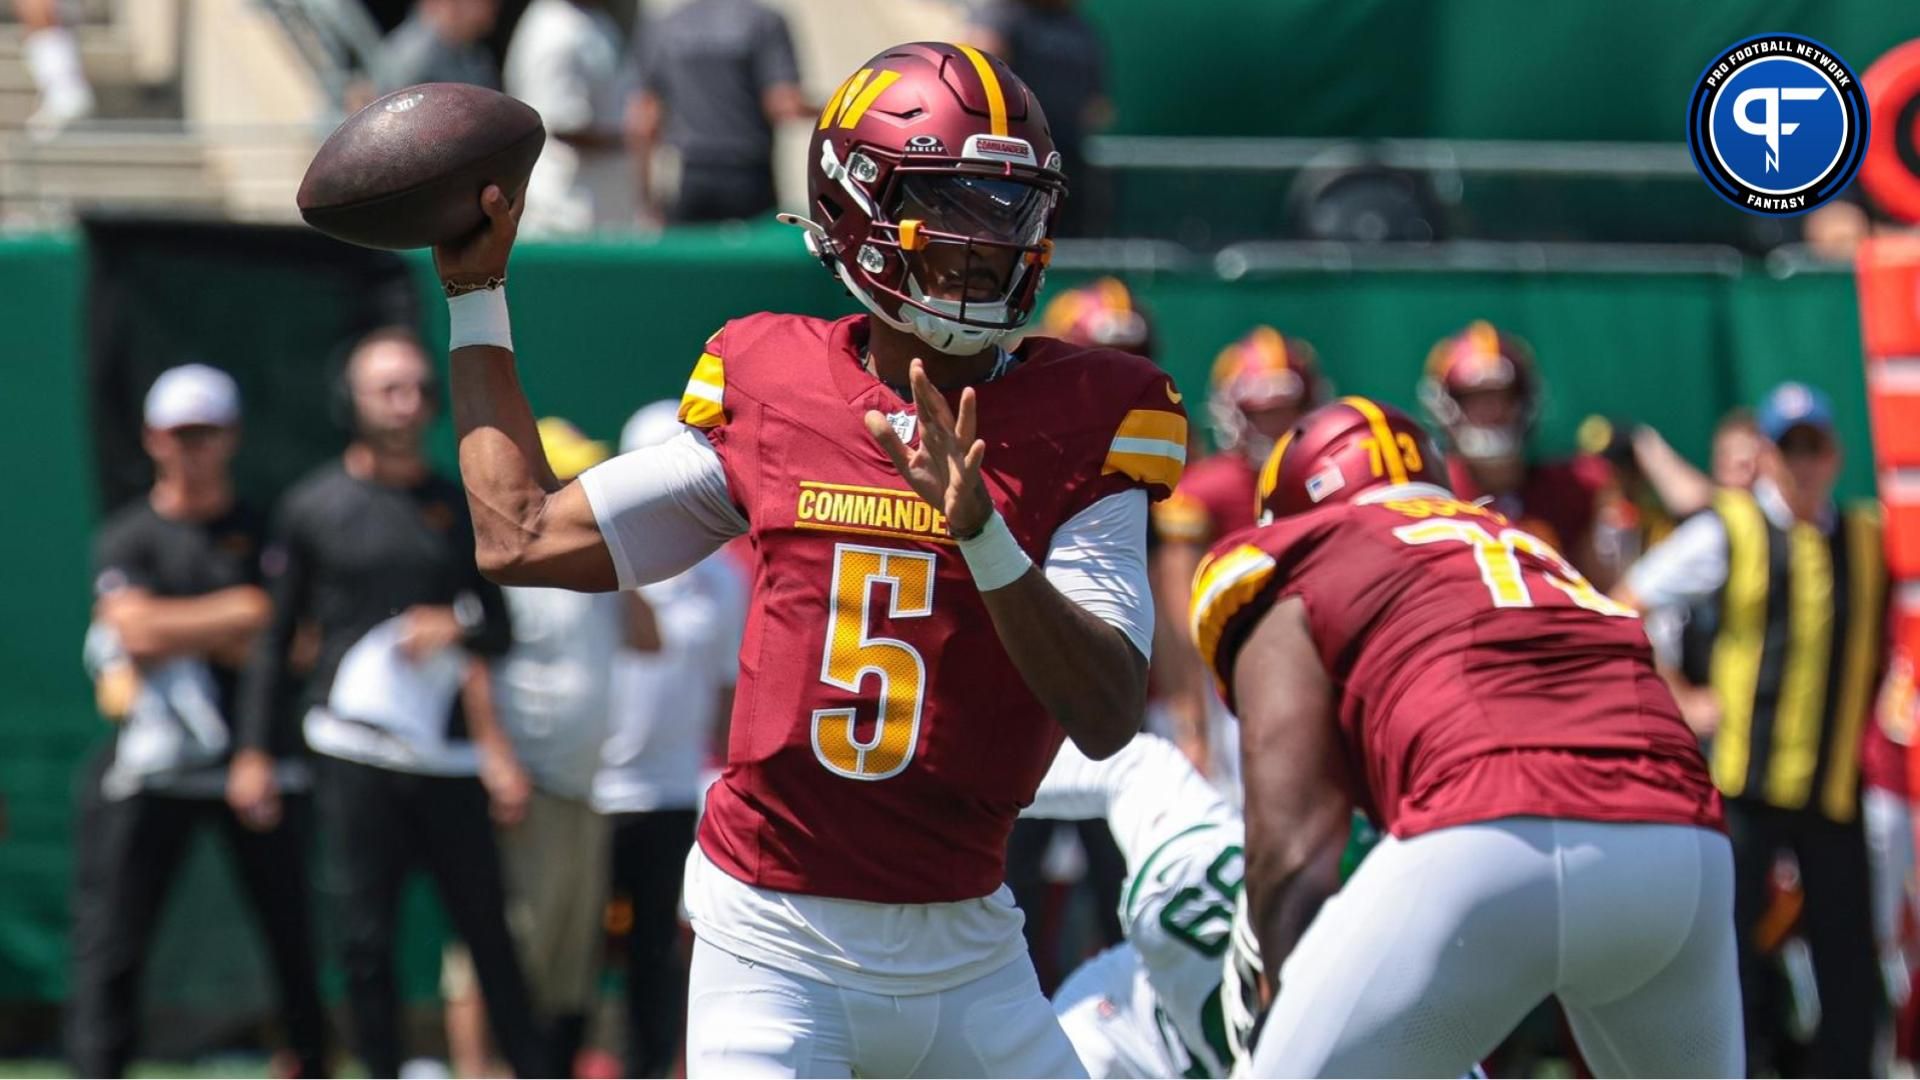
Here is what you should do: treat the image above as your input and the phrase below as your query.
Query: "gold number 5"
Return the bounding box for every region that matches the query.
[811,544,937,781]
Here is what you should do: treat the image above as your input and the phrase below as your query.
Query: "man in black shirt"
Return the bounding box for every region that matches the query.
[233,329,547,1078]
[70,364,328,1078]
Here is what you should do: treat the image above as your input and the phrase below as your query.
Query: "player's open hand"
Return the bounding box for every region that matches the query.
[433,183,523,291]
[865,359,993,537]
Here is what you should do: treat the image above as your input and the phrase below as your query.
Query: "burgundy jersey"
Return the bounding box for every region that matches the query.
[1192,487,1721,838]
[1448,454,1611,557]
[1153,450,1258,546]
[678,313,1187,903]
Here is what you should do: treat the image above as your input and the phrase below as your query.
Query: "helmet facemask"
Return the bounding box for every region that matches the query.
[1422,378,1531,466]
[823,149,1059,356]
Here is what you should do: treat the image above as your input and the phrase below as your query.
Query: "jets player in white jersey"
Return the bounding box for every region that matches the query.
[1024,732,1244,1077]
[1027,733,1471,1080]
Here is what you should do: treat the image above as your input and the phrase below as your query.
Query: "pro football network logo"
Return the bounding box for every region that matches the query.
[1688,34,1868,216]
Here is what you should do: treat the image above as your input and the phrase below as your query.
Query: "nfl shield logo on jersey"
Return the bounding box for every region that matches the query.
[887,410,919,445]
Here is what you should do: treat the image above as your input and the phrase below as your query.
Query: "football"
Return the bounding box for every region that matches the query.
[296,83,545,251]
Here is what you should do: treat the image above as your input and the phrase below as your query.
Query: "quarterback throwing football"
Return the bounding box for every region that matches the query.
[437,42,1186,1078]
[1192,398,1741,1077]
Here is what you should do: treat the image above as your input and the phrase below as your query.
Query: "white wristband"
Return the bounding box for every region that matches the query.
[448,287,512,351]
[956,511,1032,592]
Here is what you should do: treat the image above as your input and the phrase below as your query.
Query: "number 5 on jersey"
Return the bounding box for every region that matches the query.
[812,544,936,780]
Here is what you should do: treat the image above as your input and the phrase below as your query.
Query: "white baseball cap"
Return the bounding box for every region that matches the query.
[144,364,240,429]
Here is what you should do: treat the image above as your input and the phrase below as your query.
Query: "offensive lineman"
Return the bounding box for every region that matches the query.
[1192,398,1740,1077]
[436,42,1187,1077]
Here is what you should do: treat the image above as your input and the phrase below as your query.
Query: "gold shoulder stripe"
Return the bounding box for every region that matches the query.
[954,44,1009,136]
[1115,407,1188,445]
[1340,396,1408,485]
[677,351,726,429]
[1189,543,1280,686]
[1104,408,1189,490]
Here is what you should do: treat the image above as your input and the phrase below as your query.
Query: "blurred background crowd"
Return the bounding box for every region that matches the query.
[6,0,1920,1077]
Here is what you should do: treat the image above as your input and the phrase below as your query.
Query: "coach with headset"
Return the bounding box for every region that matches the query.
[233,327,548,1078]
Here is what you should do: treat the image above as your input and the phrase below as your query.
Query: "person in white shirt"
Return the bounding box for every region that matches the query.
[443,417,622,1076]
[592,401,748,1078]
[504,0,635,234]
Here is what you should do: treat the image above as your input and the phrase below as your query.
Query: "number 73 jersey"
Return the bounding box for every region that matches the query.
[1192,486,1721,839]
[683,312,1187,905]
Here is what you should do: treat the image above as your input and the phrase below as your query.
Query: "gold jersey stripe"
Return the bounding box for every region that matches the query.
[1115,407,1189,446]
[954,44,1009,136]
[677,351,726,429]
[1189,543,1279,685]
[1104,449,1184,490]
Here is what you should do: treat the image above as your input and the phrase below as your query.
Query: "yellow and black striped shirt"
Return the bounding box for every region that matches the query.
[1707,488,1885,823]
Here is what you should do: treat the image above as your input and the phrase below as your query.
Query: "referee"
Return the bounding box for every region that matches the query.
[234,329,547,1078]
[70,365,327,1077]
[1621,382,1886,1076]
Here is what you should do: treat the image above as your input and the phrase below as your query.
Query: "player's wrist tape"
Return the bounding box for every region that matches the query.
[955,511,1031,591]
[447,286,512,351]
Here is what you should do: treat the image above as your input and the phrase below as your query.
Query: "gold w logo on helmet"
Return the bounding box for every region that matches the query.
[818,68,902,131]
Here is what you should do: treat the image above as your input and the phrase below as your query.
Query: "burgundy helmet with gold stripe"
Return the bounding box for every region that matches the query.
[792,42,1066,357]
[1209,326,1328,457]
[1256,397,1450,522]
[1040,277,1154,358]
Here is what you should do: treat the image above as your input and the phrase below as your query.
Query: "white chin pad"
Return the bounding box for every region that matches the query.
[907,308,1001,356]
[1454,424,1521,462]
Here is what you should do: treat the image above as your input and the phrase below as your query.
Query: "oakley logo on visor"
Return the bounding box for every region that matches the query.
[963,135,1038,166]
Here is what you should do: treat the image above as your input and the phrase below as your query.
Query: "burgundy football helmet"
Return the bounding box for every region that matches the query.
[788,42,1066,356]
[1208,326,1328,460]
[1256,396,1450,522]
[1418,320,1540,466]
[1039,277,1154,358]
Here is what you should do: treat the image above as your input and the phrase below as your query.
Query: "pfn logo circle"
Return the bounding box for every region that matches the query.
[1689,34,1868,216]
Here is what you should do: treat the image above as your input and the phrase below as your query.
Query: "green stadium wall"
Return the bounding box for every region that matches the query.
[1089,0,1920,141]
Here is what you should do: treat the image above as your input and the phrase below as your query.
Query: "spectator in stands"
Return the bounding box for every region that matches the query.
[628,0,808,225]
[372,0,500,94]
[69,365,327,1079]
[592,401,748,1079]
[964,0,1113,236]
[234,329,548,1078]
[506,0,633,234]
[15,0,93,133]
[1619,382,1885,1076]
[444,417,621,1078]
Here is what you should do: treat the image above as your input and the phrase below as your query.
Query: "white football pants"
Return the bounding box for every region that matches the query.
[686,937,1088,1078]
[1251,816,1743,1078]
